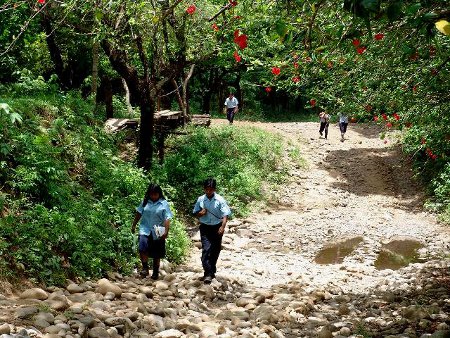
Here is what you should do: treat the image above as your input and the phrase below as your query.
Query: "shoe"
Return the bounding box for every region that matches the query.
[319,132,323,136]
[203,276,212,284]
[200,273,215,281]
[139,269,149,278]
[151,273,158,280]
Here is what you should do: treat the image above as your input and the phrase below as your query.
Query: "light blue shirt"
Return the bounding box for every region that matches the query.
[339,114,348,123]
[224,97,238,109]
[136,198,172,239]
[193,193,231,225]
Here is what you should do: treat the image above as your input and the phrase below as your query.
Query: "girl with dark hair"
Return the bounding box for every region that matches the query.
[131,184,172,280]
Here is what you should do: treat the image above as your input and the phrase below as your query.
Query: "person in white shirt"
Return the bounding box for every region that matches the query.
[224,92,239,125]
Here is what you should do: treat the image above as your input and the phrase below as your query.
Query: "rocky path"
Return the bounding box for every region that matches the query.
[0,120,449,338]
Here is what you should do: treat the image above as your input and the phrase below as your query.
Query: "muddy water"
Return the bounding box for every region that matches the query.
[314,237,364,264]
[374,239,424,270]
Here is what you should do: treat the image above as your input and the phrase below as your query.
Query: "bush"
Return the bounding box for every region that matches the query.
[153,125,287,216]
[0,88,190,284]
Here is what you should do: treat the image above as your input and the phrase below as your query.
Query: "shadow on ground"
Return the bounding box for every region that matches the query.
[322,145,425,211]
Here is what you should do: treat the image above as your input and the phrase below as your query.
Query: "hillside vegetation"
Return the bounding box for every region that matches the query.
[0,82,289,285]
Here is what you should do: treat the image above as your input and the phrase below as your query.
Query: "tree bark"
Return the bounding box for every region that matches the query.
[182,64,195,121]
[101,39,154,170]
[172,79,184,113]
[122,78,133,114]
[91,41,99,97]
[104,76,113,119]
[41,13,68,89]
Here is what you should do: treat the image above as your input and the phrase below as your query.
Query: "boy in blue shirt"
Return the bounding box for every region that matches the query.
[193,178,231,284]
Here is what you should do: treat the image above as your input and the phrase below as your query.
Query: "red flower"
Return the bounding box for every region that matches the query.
[384,140,388,144]
[265,87,272,93]
[233,51,241,62]
[186,4,196,14]
[304,57,312,63]
[310,99,316,107]
[271,67,281,76]
[373,116,379,121]
[381,113,388,121]
[229,0,238,6]
[356,46,367,54]
[421,138,427,144]
[233,31,248,49]
[412,85,418,92]
[293,62,299,69]
[393,113,400,121]
[212,23,219,32]
[374,33,384,41]
[37,0,45,3]
[386,122,392,128]
[352,39,360,47]
[409,52,419,61]
[429,46,436,57]
[426,148,437,160]
[292,76,300,83]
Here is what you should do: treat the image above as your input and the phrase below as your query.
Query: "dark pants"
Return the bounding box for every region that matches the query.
[200,223,223,277]
[319,122,329,138]
[226,108,235,124]
[339,122,348,134]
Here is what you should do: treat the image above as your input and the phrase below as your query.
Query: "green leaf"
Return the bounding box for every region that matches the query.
[387,2,403,22]
[95,10,103,22]
[275,20,288,38]
[0,103,10,115]
[405,3,421,15]
[360,0,379,13]
[10,112,22,125]
[423,12,438,20]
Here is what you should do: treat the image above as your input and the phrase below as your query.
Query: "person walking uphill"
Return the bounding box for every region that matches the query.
[193,178,231,284]
[224,92,239,125]
[319,111,330,139]
[131,184,172,280]
[339,113,349,142]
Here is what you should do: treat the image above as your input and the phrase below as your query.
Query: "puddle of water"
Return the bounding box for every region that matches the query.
[374,239,424,270]
[315,237,364,264]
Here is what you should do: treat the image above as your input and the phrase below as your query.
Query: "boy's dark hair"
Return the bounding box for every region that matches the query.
[143,183,165,206]
[203,178,217,189]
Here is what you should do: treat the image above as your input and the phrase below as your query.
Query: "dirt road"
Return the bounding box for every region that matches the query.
[186,119,450,293]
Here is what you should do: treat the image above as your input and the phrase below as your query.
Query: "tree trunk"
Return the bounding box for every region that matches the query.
[41,14,68,89]
[172,79,184,112]
[138,82,155,170]
[101,39,154,169]
[182,64,195,121]
[122,78,133,114]
[91,41,100,97]
[104,76,114,119]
